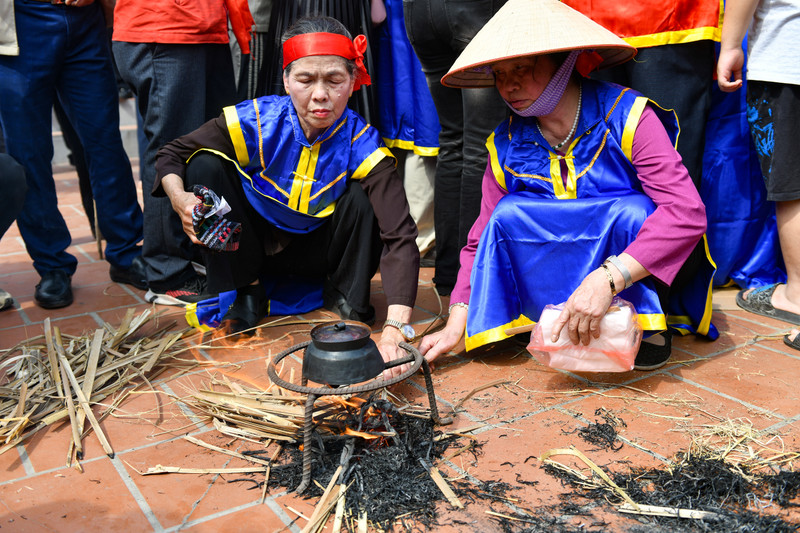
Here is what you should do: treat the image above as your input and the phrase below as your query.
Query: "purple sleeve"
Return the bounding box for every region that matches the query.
[450,162,507,304]
[622,105,707,285]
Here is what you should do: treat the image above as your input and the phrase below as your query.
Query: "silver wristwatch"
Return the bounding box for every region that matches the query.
[384,319,415,340]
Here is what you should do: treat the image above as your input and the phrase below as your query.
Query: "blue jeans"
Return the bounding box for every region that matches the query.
[0,0,143,275]
[112,42,237,291]
[403,0,509,293]
[0,154,27,237]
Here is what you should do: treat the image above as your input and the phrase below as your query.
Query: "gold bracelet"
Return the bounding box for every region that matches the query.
[601,263,617,295]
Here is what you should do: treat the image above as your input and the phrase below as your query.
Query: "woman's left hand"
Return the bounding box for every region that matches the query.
[550,268,614,346]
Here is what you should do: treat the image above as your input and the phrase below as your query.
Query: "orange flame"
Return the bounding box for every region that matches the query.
[323,396,366,409]
[343,427,380,439]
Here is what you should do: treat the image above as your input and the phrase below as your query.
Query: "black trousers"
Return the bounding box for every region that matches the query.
[184,152,382,314]
[592,41,715,189]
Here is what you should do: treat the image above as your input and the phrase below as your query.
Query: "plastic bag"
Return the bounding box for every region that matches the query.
[527,297,642,372]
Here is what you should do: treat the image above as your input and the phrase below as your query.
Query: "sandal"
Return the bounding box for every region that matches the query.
[735,284,800,326]
[784,331,800,352]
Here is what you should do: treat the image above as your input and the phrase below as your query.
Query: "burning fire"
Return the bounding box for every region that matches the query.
[343,427,381,440]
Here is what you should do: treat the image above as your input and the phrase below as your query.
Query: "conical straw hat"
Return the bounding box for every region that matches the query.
[441,0,636,88]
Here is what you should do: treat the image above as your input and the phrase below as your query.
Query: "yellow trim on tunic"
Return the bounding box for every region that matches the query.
[381,138,439,157]
[224,105,250,167]
[351,147,393,180]
[486,132,507,191]
[466,314,534,351]
[695,235,717,336]
[623,26,721,49]
[621,97,648,161]
[185,303,213,332]
[465,312,667,351]
[288,144,321,212]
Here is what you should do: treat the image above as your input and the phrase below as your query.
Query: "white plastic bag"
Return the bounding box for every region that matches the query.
[527,297,642,372]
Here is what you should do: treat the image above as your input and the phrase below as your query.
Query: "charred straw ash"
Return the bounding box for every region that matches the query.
[543,450,800,532]
[231,396,510,530]
[577,407,627,451]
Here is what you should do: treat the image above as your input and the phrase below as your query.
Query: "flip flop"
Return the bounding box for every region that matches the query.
[735,284,800,326]
[784,331,800,352]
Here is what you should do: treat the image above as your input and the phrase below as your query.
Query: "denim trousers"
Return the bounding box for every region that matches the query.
[0,154,27,237]
[112,41,237,291]
[403,0,509,294]
[0,0,143,275]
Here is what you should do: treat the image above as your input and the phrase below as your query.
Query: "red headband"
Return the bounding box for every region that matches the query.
[282,32,371,91]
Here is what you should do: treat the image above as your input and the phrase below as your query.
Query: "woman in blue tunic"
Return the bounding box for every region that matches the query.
[420,0,717,370]
[155,16,419,371]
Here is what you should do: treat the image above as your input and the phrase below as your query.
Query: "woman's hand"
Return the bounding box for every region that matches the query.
[419,305,467,365]
[161,174,202,245]
[378,326,410,379]
[550,268,614,346]
[378,304,415,379]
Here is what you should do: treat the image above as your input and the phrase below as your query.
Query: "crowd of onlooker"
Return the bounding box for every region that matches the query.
[1,0,798,364]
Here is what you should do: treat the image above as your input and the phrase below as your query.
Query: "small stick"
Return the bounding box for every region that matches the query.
[285,506,310,522]
[301,465,343,533]
[261,445,283,504]
[504,324,535,335]
[421,458,462,508]
[617,503,719,520]
[453,380,510,412]
[58,361,83,460]
[332,485,346,532]
[183,435,272,466]
[57,354,114,458]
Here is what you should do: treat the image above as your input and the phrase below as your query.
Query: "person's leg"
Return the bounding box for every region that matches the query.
[615,42,715,189]
[184,152,271,294]
[740,81,800,321]
[404,0,465,294]
[265,182,383,323]
[53,99,95,232]
[459,86,507,248]
[0,154,27,310]
[401,151,436,257]
[113,42,220,294]
[56,3,143,271]
[0,2,76,278]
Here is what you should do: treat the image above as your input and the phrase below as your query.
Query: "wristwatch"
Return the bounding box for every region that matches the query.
[383,319,415,340]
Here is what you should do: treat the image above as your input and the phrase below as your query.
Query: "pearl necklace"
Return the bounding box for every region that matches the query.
[537,85,582,151]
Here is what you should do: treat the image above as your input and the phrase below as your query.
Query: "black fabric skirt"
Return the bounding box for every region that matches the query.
[261,0,377,123]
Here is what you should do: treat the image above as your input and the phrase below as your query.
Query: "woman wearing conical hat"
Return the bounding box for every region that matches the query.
[420,0,718,370]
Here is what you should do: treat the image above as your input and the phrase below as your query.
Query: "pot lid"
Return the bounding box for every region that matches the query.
[310,321,371,350]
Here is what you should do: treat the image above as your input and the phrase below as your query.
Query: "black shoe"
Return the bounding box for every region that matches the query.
[634,330,673,370]
[109,255,148,290]
[323,293,376,326]
[219,284,268,337]
[145,276,210,306]
[35,270,73,309]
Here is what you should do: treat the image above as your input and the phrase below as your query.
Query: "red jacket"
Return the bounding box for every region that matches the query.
[562,0,722,48]
[113,0,253,53]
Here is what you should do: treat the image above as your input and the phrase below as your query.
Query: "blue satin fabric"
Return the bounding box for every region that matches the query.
[227,95,391,234]
[701,41,785,288]
[374,0,440,155]
[467,194,667,348]
[186,276,323,331]
[466,80,716,350]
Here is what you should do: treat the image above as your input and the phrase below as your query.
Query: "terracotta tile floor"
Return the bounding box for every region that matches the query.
[2,165,800,532]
